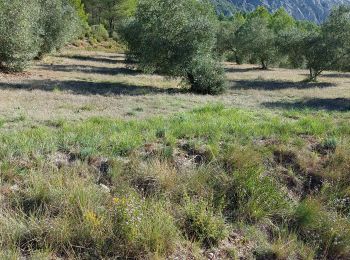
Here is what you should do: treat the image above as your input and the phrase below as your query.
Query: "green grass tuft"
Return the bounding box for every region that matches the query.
[0,105,349,258]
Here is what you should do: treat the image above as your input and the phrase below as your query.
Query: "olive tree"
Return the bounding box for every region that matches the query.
[303,6,350,81]
[38,0,83,58]
[276,21,320,69]
[236,7,299,70]
[0,0,40,71]
[0,0,85,71]
[121,0,226,94]
[321,5,350,72]
[270,8,295,34]
[236,15,276,69]
[216,13,245,64]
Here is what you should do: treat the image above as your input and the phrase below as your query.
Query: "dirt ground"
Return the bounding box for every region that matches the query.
[0,49,349,128]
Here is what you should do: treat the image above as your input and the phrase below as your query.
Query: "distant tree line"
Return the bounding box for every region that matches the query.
[0,0,87,72]
[120,2,350,94]
[216,6,350,81]
[1,0,349,95]
[81,0,137,36]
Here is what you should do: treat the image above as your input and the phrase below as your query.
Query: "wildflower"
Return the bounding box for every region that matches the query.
[113,197,129,205]
[84,210,101,227]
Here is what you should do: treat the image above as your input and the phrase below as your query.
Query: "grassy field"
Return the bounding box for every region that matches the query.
[0,47,349,259]
[0,48,349,129]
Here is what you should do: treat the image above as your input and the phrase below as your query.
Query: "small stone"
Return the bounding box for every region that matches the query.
[99,184,110,193]
[10,184,20,192]
[52,152,71,168]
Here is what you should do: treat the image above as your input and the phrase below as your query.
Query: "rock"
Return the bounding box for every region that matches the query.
[10,184,20,192]
[51,152,78,168]
[99,184,110,193]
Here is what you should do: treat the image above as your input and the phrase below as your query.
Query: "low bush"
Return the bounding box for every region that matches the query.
[295,199,350,257]
[181,196,227,247]
[187,54,227,94]
[90,24,109,42]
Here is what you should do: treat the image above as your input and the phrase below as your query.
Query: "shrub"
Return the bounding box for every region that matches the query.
[187,54,227,94]
[295,199,350,257]
[181,196,227,247]
[90,24,109,42]
[0,0,40,71]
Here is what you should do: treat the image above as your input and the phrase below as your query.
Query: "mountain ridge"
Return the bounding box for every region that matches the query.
[212,0,350,23]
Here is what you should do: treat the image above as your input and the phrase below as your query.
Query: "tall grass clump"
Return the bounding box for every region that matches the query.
[180,196,227,247]
[0,169,179,258]
[295,199,350,257]
[0,106,349,258]
[227,168,292,221]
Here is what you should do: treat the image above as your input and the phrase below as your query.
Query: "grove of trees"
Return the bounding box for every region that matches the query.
[1,0,349,92]
[217,6,350,81]
[119,2,350,93]
[0,0,87,72]
[82,0,137,35]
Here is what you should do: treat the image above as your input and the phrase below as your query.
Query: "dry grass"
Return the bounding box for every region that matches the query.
[1,46,350,259]
[0,48,349,129]
[0,101,349,258]
[0,47,350,259]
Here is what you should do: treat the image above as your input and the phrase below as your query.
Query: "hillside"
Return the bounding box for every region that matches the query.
[214,0,350,23]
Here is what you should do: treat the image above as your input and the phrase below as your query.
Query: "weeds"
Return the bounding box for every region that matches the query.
[181,196,227,247]
[0,105,349,258]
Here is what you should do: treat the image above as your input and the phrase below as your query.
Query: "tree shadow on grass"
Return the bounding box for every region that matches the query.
[225,66,262,73]
[231,79,335,90]
[321,73,350,79]
[0,80,184,96]
[59,54,125,64]
[37,64,140,76]
[262,98,350,112]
